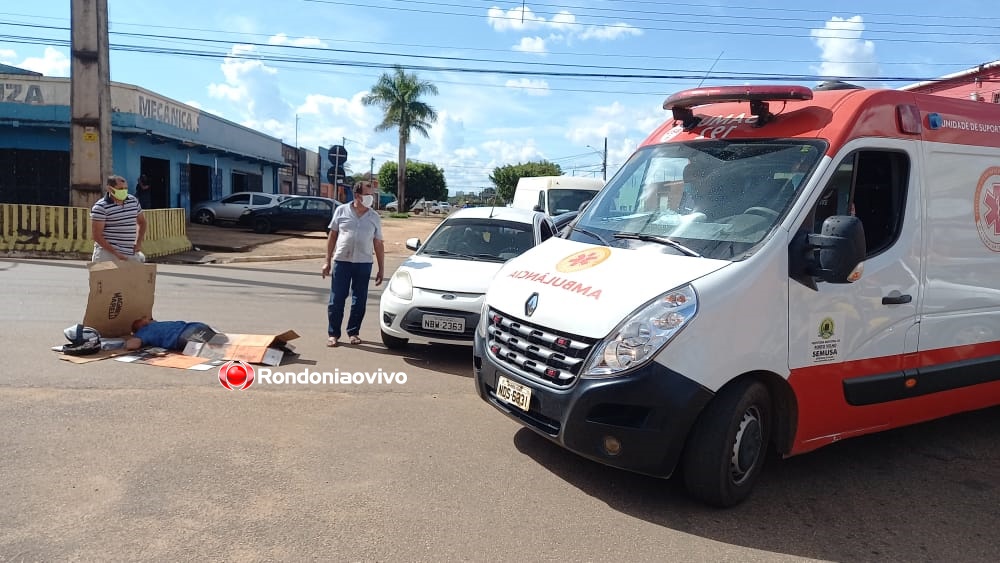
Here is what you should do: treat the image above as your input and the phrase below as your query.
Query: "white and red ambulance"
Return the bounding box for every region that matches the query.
[473,84,1000,507]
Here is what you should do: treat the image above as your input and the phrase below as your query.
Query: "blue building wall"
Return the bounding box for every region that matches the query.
[0,75,285,212]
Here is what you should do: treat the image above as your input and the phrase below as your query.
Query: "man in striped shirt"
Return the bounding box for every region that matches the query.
[91,175,147,262]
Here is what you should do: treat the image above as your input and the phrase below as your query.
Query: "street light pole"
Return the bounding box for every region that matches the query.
[602,136,607,181]
[587,137,608,181]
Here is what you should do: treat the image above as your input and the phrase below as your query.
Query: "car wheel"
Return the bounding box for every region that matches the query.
[381,330,408,350]
[253,218,272,234]
[681,378,772,508]
[194,209,215,225]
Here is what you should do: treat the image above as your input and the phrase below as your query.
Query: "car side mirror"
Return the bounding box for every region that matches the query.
[789,215,866,288]
[406,237,421,251]
[532,204,543,212]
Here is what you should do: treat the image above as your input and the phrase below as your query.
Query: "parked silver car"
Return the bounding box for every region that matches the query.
[192,192,288,225]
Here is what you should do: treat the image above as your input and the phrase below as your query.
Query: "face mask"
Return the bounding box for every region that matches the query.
[361,194,374,208]
[112,188,129,201]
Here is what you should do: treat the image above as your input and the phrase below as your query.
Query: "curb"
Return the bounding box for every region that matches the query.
[218,253,326,264]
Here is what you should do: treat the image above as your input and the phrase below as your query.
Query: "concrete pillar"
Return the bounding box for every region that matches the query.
[69,0,113,208]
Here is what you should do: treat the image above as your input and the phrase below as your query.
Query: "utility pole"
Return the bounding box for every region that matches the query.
[69,0,112,207]
[602,136,608,181]
[294,114,299,195]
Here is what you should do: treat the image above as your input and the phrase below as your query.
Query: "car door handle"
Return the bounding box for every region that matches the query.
[882,293,912,305]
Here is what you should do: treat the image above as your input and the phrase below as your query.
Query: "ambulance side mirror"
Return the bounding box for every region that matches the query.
[790,215,866,288]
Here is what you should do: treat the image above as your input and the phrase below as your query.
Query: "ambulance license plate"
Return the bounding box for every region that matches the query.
[496,376,531,411]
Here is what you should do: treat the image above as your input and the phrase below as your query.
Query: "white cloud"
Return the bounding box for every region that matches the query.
[579,23,642,41]
[207,44,290,126]
[504,78,550,96]
[487,6,546,32]
[513,37,547,54]
[487,6,640,49]
[297,91,372,128]
[268,33,327,48]
[810,16,880,81]
[15,47,70,77]
[0,48,16,62]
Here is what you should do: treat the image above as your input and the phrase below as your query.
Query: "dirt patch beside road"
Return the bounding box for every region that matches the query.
[179,213,444,263]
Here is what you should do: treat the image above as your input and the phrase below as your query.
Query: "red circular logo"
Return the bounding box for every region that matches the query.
[219,360,255,390]
[974,166,1000,252]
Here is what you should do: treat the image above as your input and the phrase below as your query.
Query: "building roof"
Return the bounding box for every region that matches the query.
[900,60,1000,91]
[0,63,41,76]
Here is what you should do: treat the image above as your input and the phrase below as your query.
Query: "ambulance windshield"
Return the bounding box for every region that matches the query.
[571,140,825,260]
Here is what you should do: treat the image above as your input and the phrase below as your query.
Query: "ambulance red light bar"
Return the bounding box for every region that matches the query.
[663,85,814,129]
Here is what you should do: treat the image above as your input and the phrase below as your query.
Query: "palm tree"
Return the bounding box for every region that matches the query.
[362,66,439,211]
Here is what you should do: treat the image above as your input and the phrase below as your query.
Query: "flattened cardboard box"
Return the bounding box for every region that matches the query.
[83,261,157,338]
[114,348,227,370]
[182,330,299,366]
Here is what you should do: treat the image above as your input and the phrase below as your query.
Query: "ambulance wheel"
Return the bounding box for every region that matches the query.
[681,378,771,508]
[381,330,408,350]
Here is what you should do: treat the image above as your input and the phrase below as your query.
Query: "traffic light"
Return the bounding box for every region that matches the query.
[326,144,348,185]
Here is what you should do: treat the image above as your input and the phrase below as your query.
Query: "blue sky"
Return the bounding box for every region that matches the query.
[0,0,996,195]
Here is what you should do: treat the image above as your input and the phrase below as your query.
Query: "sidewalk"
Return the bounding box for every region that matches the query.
[155,215,443,264]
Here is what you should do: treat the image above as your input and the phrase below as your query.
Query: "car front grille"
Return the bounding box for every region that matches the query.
[485,307,597,387]
[401,307,479,341]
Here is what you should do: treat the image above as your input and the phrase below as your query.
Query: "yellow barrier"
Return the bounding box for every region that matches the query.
[0,204,191,258]
[142,208,193,258]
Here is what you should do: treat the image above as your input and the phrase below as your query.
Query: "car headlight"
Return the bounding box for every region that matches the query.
[477,300,490,338]
[582,285,698,377]
[388,270,413,300]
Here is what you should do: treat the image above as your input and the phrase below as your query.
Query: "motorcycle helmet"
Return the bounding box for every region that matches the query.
[61,324,102,356]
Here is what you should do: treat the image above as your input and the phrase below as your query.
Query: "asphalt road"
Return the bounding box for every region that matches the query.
[1,256,998,562]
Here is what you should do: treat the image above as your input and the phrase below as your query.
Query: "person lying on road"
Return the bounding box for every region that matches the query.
[126,316,217,351]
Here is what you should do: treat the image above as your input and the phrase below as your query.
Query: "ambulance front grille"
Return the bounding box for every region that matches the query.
[485,307,597,387]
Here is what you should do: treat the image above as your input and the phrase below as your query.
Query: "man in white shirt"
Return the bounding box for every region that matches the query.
[321,185,385,346]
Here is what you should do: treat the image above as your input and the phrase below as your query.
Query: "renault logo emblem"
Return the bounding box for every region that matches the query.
[525,292,539,317]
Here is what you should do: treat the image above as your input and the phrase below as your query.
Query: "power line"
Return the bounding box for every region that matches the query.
[0,24,989,84]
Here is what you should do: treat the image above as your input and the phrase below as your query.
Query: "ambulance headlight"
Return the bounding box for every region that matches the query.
[582,285,698,376]
[388,270,413,300]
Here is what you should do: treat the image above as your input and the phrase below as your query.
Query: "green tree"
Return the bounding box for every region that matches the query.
[378,161,447,208]
[362,66,439,212]
[489,161,563,203]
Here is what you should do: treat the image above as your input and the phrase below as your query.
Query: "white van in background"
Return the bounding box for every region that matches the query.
[511,176,604,215]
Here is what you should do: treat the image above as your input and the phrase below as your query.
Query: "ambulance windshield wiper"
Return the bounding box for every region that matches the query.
[571,225,613,246]
[613,232,702,257]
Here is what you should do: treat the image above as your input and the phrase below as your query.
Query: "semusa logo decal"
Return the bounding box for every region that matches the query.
[974,166,1000,252]
[219,360,255,390]
[556,247,611,273]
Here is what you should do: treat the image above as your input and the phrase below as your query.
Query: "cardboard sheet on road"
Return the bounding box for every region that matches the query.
[114,348,227,370]
[56,349,129,364]
[183,330,299,366]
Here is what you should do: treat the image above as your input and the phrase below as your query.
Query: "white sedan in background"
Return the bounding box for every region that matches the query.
[379,207,558,349]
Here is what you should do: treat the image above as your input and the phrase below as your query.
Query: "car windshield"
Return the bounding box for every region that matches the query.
[571,139,825,260]
[547,189,597,215]
[419,218,535,262]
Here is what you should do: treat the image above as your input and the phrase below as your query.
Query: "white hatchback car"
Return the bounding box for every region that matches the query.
[380,207,557,349]
[192,192,287,225]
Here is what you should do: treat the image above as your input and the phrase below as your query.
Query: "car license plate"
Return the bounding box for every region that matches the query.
[496,376,531,411]
[422,314,465,333]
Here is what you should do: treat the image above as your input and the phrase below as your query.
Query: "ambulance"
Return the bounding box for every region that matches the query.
[472,84,1000,507]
